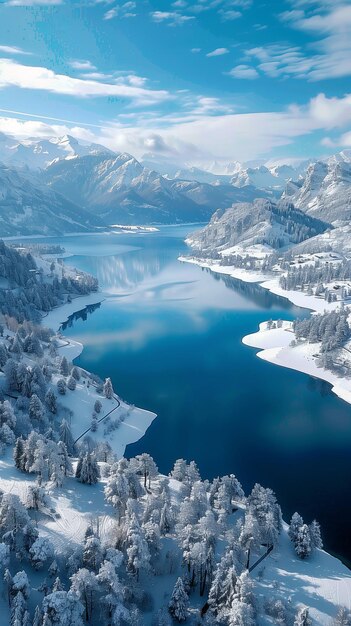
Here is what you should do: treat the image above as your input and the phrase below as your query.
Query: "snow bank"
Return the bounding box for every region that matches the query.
[243,323,351,406]
[181,256,351,408]
[178,256,270,283]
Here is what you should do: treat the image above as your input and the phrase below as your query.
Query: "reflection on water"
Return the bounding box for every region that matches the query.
[61,302,102,330]
[69,247,167,294]
[46,228,351,565]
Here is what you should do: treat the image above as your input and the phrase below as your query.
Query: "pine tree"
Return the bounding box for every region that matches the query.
[309,520,323,550]
[29,394,45,424]
[71,367,81,381]
[59,420,75,455]
[295,524,312,559]
[67,376,76,391]
[13,437,25,471]
[289,512,304,544]
[103,377,113,399]
[60,356,69,377]
[168,577,189,622]
[294,607,312,626]
[76,454,100,485]
[94,400,102,414]
[57,379,66,395]
[45,390,57,415]
[170,459,187,482]
[333,607,351,625]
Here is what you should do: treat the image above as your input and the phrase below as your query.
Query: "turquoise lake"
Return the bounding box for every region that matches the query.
[30,226,351,564]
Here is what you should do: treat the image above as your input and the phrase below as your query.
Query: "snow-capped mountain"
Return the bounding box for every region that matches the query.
[283,156,351,224]
[42,153,268,225]
[187,198,329,255]
[230,164,306,191]
[0,133,113,170]
[0,163,105,236]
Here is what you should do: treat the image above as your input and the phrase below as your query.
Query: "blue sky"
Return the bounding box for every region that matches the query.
[0,0,350,166]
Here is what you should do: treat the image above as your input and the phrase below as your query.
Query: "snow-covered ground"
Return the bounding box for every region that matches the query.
[243,321,351,407]
[180,255,351,408]
[0,450,350,625]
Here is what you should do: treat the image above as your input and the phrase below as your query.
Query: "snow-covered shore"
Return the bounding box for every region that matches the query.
[43,291,157,458]
[180,256,351,408]
[243,321,351,406]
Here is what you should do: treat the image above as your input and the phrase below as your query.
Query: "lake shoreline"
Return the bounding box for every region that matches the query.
[43,290,157,458]
[179,255,351,409]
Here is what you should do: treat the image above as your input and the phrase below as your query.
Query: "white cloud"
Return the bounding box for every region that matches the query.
[0,58,171,106]
[100,92,351,162]
[69,60,97,71]
[188,96,233,115]
[275,4,351,80]
[191,48,201,53]
[150,11,194,26]
[0,45,32,55]
[219,9,242,20]
[3,92,351,165]
[206,47,229,57]
[227,64,259,79]
[103,2,136,20]
[307,92,351,128]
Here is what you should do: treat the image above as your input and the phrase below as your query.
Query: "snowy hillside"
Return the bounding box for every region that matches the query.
[0,163,105,236]
[282,156,351,224]
[187,198,329,256]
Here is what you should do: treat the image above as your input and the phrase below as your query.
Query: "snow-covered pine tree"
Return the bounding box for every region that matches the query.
[59,420,75,455]
[294,607,312,626]
[295,524,312,559]
[333,607,351,625]
[60,356,69,377]
[94,399,102,414]
[168,577,189,622]
[13,437,25,471]
[76,453,100,485]
[57,379,66,395]
[71,366,80,381]
[103,377,113,399]
[288,512,304,544]
[29,394,45,424]
[67,375,76,391]
[309,519,323,550]
[45,389,57,415]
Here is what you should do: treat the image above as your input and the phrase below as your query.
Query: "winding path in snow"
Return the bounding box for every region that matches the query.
[73,392,121,445]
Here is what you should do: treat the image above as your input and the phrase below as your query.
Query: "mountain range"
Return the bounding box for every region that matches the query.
[0,131,350,235]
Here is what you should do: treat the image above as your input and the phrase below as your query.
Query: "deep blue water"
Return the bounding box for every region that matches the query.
[29,227,351,564]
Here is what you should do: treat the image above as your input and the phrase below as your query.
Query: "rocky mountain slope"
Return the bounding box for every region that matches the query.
[0,163,105,236]
[187,198,329,255]
[282,154,351,224]
[42,152,267,225]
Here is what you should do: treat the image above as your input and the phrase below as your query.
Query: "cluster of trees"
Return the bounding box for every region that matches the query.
[0,239,98,323]
[288,513,323,559]
[293,308,351,353]
[0,429,343,626]
[14,432,72,487]
[10,243,65,256]
[279,258,351,295]
[192,199,328,259]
